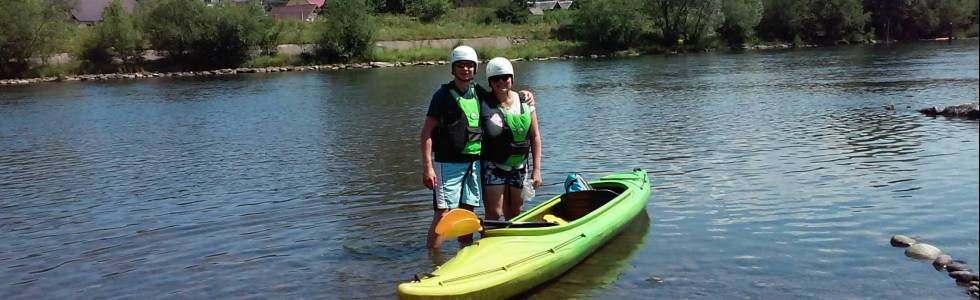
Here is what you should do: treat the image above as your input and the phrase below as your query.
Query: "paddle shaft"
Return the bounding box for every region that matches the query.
[482,220,558,229]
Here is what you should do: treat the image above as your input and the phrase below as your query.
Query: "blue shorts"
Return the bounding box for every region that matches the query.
[481,160,528,188]
[432,160,482,209]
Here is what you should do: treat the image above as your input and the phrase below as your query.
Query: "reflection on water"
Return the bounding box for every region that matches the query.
[524,211,651,299]
[1,41,978,299]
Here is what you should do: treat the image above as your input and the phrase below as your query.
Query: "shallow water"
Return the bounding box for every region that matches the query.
[1,41,978,299]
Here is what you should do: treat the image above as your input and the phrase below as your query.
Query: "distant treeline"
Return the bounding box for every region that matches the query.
[570,0,979,50]
[1,0,375,78]
[1,0,977,79]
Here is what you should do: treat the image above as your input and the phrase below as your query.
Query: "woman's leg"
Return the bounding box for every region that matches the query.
[505,185,524,220]
[483,185,506,221]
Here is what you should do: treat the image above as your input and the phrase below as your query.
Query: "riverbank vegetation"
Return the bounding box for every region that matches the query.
[1,0,978,79]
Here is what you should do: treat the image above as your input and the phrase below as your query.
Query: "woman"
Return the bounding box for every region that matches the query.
[479,57,542,221]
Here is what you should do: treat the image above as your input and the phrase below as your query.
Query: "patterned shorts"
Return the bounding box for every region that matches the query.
[481,160,529,188]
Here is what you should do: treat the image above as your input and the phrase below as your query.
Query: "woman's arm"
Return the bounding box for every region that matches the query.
[529,110,542,188]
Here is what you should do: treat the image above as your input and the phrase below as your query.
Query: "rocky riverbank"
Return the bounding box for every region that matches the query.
[891,235,980,298]
[0,54,611,86]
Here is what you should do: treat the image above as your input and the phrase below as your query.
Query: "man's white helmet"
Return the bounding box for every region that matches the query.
[485,57,514,79]
[449,45,479,69]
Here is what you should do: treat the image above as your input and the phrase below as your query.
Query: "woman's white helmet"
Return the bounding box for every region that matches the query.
[449,45,479,69]
[485,57,514,79]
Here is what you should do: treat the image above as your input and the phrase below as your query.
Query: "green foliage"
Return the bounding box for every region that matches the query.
[865,0,979,40]
[142,0,272,68]
[649,0,724,46]
[495,0,529,24]
[370,0,405,13]
[317,0,376,62]
[141,0,206,59]
[196,3,273,67]
[405,0,451,22]
[0,0,72,78]
[812,0,869,42]
[719,0,762,47]
[572,0,646,50]
[82,0,144,69]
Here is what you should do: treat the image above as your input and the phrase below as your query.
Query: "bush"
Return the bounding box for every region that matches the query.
[141,0,205,60]
[142,0,272,68]
[317,0,376,62]
[82,0,144,70]
[571,0,645,50]
[195,3,273,67]
[719,0,762,47]
[495,0,529,24]
[0,0,72,78]
[405,0,451,22]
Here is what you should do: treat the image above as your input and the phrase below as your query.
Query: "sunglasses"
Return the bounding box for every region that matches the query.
[489,75,512,82]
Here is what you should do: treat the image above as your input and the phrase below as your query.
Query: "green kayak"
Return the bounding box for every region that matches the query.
[398,169,651,299]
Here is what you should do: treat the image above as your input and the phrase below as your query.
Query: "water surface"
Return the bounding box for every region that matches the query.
[2,41,978,299]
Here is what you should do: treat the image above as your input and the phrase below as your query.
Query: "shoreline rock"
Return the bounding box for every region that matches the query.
[891,235,917,247]
[905,243,943,260]
[918,103,980,119]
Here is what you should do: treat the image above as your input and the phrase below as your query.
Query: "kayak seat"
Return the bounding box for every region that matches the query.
[553,189,620,222]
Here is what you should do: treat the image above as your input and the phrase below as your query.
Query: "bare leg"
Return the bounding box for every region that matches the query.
[482,185,506,221]
[505,185,524,220]
[426,208,448,250]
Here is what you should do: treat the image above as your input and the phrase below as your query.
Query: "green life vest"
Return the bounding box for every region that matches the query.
[448,87,482,155]
[500,102,532,167]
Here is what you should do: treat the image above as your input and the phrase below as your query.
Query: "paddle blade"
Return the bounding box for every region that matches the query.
[435,209,482,238]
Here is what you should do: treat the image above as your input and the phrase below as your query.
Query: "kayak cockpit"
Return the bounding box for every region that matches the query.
[506,182,629,226]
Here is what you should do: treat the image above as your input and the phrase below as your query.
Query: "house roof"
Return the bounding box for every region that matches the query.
[528,0,573,10]
[270,4,317,21]
[71,0,138,23]
[286,0,324,8]
[529,1,557,10]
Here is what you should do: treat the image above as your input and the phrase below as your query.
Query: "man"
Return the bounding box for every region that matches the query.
[420,46,533,249]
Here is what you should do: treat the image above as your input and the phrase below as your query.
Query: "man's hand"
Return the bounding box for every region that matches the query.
[423,167,438,190]
[518,90,535,106]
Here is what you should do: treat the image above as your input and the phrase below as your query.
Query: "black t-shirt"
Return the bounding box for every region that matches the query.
[426,81,492,162]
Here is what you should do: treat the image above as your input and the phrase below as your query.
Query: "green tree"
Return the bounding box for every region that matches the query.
[82,0,145,69]
[0,0,72,78]
[758,0,817,43]
[141,0,207,61]
[719,0,762,47]
[142,0,271,67]
[405,0,451,22]
[649,0,723,46]
[864,0,977,40]
[194,3,273,67]
[496,0,529,24]
[812,0,868,42]
[317,0,376,62]
[573,0,646,50]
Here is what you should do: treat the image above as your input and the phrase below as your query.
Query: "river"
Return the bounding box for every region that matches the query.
[2,41,978,299]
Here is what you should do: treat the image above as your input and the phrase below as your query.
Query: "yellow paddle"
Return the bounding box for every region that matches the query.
[435,209,483,238]
[435,209,565,238]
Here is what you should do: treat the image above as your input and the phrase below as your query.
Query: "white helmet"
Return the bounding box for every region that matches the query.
[485,57,514,79]
[449,45,479,69]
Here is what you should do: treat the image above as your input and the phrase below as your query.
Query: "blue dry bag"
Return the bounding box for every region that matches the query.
[564,173,592,193]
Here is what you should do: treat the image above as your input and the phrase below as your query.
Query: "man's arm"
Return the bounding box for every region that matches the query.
[420,117,439,190]
[518,90,535,106]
